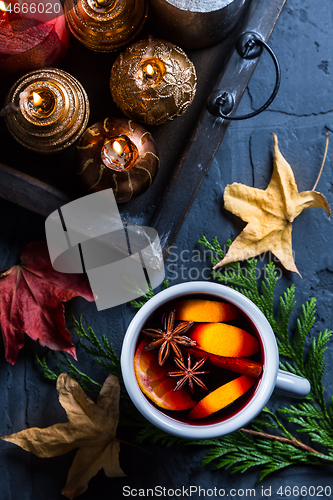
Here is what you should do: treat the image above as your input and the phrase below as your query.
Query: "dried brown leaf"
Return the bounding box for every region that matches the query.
[214,134,331,275]
[1,373,125,499]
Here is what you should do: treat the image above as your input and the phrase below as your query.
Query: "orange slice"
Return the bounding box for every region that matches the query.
[188,375,256,420]
[176,299,239,323]
[134,340,196,411]
[190,323,259,357]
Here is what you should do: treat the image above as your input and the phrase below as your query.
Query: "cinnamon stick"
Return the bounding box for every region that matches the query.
[186,347,263,378]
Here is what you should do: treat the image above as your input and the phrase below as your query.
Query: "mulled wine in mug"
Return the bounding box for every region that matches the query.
[121,282,310,439]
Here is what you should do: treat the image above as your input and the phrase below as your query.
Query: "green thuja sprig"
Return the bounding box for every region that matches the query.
[35,349,103,394]
[72,314,122,381]
[130,279,169,309]
[35,314,121,393]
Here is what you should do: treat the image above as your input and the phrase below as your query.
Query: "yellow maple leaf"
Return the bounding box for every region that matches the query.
[214,133,331,275]
[1,373,125,499]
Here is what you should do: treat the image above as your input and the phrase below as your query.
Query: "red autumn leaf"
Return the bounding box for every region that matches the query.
[0,241,94,364]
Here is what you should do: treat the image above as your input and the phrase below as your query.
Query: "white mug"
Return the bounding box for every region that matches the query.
[121,282,310,439]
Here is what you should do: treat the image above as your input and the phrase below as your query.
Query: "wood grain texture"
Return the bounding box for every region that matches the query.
[0,163,70,216]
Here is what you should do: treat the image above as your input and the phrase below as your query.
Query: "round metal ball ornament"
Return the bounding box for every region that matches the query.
[76,117,159,202]
[110,37,197,125]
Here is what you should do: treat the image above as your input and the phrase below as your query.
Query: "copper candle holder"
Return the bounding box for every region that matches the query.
[4,68,90,154]
[76,117,159,202]
[64,0,147,52]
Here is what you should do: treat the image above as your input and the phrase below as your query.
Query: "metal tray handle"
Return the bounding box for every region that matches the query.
[207,31,281,120]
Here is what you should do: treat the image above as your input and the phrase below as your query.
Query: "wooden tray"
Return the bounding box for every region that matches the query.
[0,0,286,256]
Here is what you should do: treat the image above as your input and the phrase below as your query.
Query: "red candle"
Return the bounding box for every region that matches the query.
[0,0,69,75]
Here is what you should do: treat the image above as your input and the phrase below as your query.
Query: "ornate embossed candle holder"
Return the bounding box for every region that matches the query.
[64,0,147,52]
[110,37,197,125]
[76,117,159,202]
[4,68,89,154]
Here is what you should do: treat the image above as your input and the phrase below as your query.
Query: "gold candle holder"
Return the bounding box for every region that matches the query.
[64,0,147,52]
[4,68,90,154]
[110,37,197,125]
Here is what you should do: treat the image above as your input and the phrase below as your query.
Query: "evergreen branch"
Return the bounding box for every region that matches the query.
[57,352,103,393]
[199,432,327,481]
[36,351,102,394]
[36,315,121,391]
[35,353,58,381]
[305,329,332,418]
[136,425,187,447]
[130,280,169,309]
[71,314,122,381]
[240,428,332,460]
[293,299,316,372]
[130,283,155,309]
[276,286,297,342]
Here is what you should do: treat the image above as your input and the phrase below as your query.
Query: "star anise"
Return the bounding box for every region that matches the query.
[168,354,209,393]
[142,310,196,366]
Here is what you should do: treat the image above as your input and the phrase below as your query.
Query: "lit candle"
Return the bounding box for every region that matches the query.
[33,92,42,106]
[5,68,89,154]
[110,37,197,125]
[76,118,159,202]
[64,0,147,52]
[145,64,154,77]
[137,58,165,88]
[22,88,57,120]
[101,136,138,171]
[91,0,113,9]
[17,83,63,128]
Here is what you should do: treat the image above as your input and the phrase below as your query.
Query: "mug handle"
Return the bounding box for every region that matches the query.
[275,370,311,398]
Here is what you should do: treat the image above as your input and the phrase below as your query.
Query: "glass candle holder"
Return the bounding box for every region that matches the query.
[101,135,139,171]
[64,0,147,52]
[110,37,197,125]
[76,117,159,202]
[4,68,90,154]
[135,58,166,88]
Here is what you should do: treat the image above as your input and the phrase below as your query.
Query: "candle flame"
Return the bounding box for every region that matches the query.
[33,92,43,107]
[113,140,123,155]
[95,0,111,7]
[0,1,9,12]
[145,64,154,76]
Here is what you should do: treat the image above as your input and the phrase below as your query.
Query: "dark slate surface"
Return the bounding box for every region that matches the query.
[1,0,333,498]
